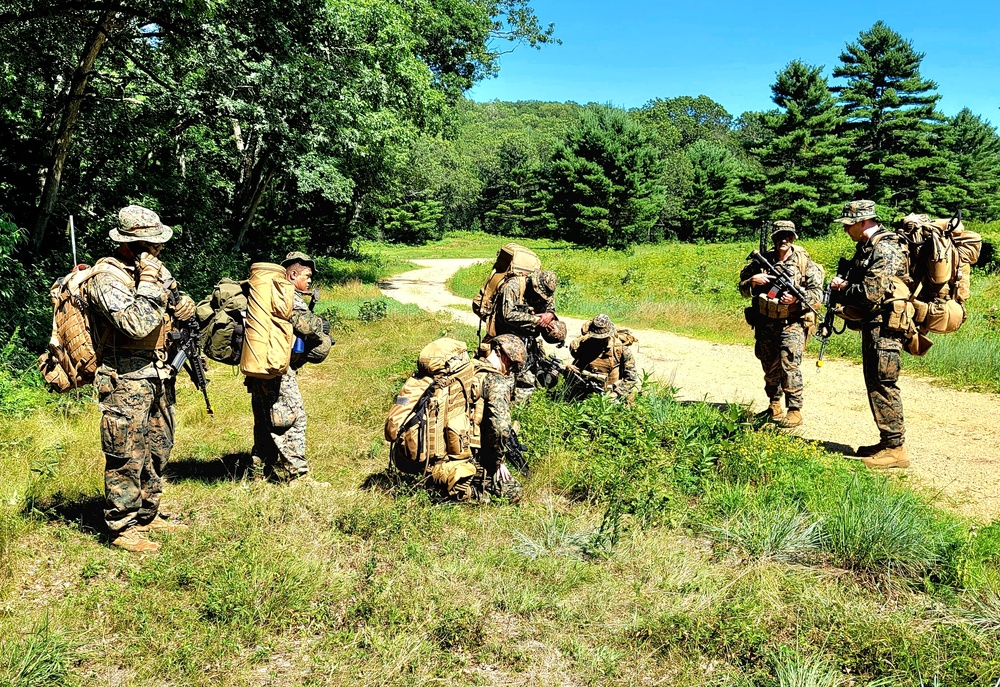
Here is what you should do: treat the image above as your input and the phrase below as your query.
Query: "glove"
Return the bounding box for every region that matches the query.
[536,312,554,328]
[137,252,164,285]
[173,294,196,321]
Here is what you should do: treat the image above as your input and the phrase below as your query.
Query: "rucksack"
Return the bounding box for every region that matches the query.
[899,213,982,334]
[384,338,484,475]
[37,266,98,392]
[472,243,541,324]
[195,278,248,365]
[240,262,295,379]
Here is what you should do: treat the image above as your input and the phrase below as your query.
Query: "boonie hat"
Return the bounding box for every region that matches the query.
[529,269,558,299]
[110,205,172,244]
[585,314,616,340]
[490,334,527,370]
[770,220,797,241]
[281,251,315,272]
[835,200,879,225]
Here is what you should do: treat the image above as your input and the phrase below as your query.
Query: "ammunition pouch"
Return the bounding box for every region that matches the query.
[912,298,966,335]
[756,295,797,320]
[744,306,757,329]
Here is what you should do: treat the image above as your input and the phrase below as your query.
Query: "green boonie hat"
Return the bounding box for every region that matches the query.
[110,205,172,244]
[586,313,616,340]
[770,220,797,241]
[280,251,315,271]
[529,269,558,299]
[835,200,879,225]
[490,334,527,369]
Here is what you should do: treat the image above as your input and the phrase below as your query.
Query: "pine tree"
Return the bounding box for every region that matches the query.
[832,21,954,214]
[941,109,1000,221]
[680,140,761,242]
[545,106,664,249]
[756,61,859,236]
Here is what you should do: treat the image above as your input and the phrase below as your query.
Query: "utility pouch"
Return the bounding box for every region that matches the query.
[743,306,757,329]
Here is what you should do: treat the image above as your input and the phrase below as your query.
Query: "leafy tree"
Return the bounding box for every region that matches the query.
[638,96,733,149]
[679,140,761,242]
[940,109,1000,221]
[544,105,664,249]
[832,21,955,213]
[756,61,859,235]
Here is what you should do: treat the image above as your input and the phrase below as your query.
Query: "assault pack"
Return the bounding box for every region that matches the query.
[472,242,541,336]
[384,338,484,475]
[898,212,982,334]
[195,278,248,366]
[37,265,99,392]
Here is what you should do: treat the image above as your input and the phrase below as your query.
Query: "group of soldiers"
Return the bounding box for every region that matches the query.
[86,197,910,552]
[740,200,910,469]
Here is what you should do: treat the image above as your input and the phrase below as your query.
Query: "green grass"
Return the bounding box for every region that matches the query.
[2,286,1000,685]
[448,224,1000,393]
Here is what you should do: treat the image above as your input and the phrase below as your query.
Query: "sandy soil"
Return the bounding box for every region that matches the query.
[381,259,1000,521]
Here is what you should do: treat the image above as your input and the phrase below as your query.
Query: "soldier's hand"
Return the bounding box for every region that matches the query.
[496,463,512,484]
[830,277,848,291]
[536,312,554,328]
[173,294,196,321]
[750,273,773,286]
[779,292,797,305]
[565,363,579,373]
[137,252,164,285]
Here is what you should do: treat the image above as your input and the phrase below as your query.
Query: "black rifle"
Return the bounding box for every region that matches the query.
[504,428,529,474]
[815,258,852,370]
[758,220,768,255]
[168,314,213,415]
[524,336,563,389]
[746,250,820,318]
[564,367,607,396]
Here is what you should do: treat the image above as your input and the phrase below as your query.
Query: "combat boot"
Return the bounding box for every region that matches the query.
[288,474,331,488]
[780,409,803,428]
[855,443,888,457]
[111,527,160,554]
[861,446,909,469]
[766,401,784,421]
[136,516,189,533]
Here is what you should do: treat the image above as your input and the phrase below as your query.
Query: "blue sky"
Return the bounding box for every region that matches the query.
[469,0,1000,122]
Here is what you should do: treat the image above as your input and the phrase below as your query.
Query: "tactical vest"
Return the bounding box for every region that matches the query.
[91,256,171,355]
[847,229,914,332]
[754,246,811,320]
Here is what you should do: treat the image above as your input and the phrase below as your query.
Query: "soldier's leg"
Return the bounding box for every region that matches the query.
[270,369,310,478]
[779,322,806,410]
[861,327,905,447]
[139,377,176,524]
[249,377,281,477]
[429,457,481,502]
[755,324,782,404]
[99,372,155,536]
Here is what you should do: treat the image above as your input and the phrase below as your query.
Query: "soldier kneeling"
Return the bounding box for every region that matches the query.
[564,314,639,401]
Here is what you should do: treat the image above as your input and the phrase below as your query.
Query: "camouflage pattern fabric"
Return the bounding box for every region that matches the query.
[289,291,331,370]
[246,368,309,479]
[494,276,550,339]
[476,367,522,501]
[844,228,909,447]
[568,335,639,399]
[753,319,807,409]
[738,244,823,309]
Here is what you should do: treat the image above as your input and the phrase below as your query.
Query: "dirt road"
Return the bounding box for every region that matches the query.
[381,259,1000,521]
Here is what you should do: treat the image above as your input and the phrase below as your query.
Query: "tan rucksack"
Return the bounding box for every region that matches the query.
[472,243,541,325]
[384,338,484,475]
[899,213,982,334]
[239,262,294,379]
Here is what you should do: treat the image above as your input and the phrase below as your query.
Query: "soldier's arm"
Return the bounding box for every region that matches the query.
[88,271,166,339]
[845,242,898,309]
[482,374,514,462]
[738,263,762,298]
[289,292,325,342]
[617,348,640,393]
[498,280,538,336]
[802,260,825,309]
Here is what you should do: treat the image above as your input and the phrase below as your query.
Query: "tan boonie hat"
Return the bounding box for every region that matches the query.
[110,205,172,244]
[490,334,527,369]
[770,220,797,241]
[586,313,616,340]
[280,251,315,271]
[529,269,558,299]
[835,200,879,224]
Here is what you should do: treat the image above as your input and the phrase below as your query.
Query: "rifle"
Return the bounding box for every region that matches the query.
[758,220,768,255]
[564,367,607,396]
[167,288,213,414]
[524,336,563,389]
[504,427,529,474]
[745,250,820,318]
[815,258,852,370]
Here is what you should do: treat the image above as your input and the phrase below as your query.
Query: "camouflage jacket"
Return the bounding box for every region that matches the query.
[289,291,332,369]
[570,336,639,395]
[478,365,515,466]
[843,228,909,319]
[492,276,554,339]
[738,244,824,311]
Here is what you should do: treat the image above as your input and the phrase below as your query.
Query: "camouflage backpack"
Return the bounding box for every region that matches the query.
[195,278,248,365]
[384,338,485,475]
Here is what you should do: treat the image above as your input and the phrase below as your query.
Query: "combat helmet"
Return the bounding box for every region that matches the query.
[528,269,557,299]
[490,334,527,370]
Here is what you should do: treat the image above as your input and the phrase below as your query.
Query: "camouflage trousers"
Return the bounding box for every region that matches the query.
[753,318,806,410]
[861,323,905,447]
[428,455,522,504]
[247,368,310,480]
[96,369,175,535]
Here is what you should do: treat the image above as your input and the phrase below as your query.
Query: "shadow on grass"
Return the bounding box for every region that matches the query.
[165,453,249,484]
[24,493,106,537]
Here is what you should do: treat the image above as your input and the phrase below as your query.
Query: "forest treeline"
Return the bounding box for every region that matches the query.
[1,5,998,352]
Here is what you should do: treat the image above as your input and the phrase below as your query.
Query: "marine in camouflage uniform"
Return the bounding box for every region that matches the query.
[245,252,333,483]
[88,205,196,553]
[830,201,910,468]
[566,314,640,401]
[739,220,823,427]
[487,269,561,388]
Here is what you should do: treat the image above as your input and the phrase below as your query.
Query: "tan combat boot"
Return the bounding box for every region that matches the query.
[136,516,189,533]
[111,527,160,554]
[855,443,887,457]
[288,474,331,488]
[780,409,803,428]
[767,401,784,421]
[861,446,909,469]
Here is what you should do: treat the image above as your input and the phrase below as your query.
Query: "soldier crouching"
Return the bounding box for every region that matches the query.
[564,314,639,401]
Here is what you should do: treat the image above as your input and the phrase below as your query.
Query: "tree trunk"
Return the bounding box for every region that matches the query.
[31,10,118,252]
[232,156,279,253]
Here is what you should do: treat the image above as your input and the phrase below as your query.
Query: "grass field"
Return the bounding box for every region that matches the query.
[2,281,1000,685]
[448,226,1000,393]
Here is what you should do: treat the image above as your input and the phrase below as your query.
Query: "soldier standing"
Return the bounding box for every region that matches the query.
[739,220,824,427]
[829,201,910,468]
[88,205,196,553]
[486,269,562,388]
[565,314,640,401]
[245,252,333,484]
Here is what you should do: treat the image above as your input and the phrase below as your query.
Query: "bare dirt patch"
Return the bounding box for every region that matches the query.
[381,259,1000,521]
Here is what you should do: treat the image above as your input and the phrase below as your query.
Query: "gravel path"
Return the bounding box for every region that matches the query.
[381,259,1000,521]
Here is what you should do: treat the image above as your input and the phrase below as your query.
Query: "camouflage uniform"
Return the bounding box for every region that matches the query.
[88,206,185,537]
[840,223,909,448]
[739,228,823,412]
[487,270,557,388]
[246,286,331,480]
[567,314,640,400]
